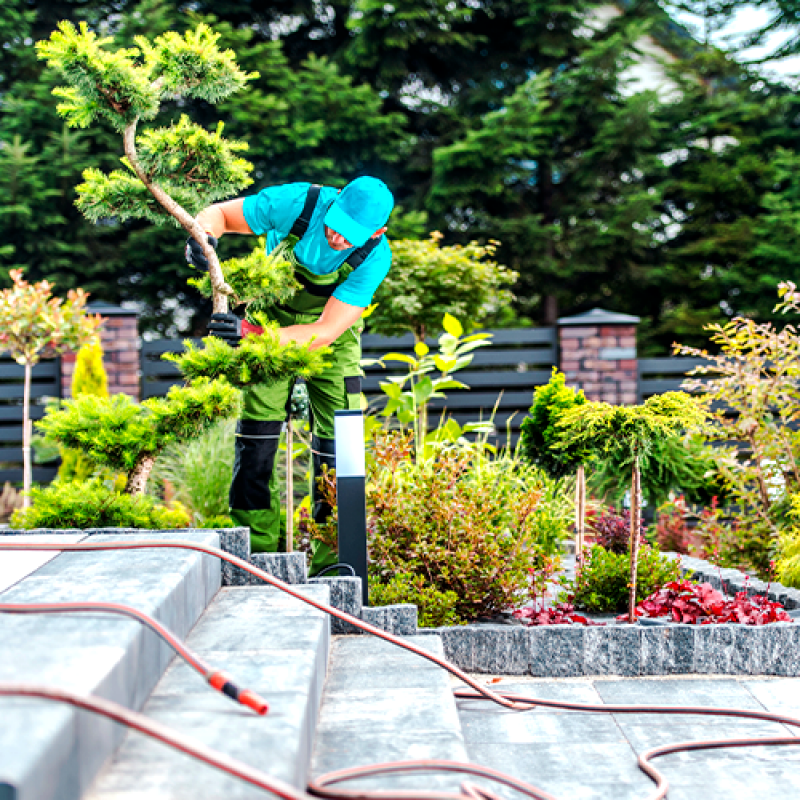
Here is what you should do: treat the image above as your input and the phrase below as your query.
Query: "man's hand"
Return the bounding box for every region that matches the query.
[185,234,218,271]
[207,312,242,346]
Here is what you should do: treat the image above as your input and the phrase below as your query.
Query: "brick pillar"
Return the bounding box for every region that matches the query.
[557,308,640,405]
[61,302,140,401]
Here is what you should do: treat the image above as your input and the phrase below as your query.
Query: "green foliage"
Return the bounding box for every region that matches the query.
[558,391,709,463]
[368,233,517,342]
[150,418,236,527]
[10,478,190,529]
[37,378,239,483]
[369,573,462,628]
[564,545,681,614]
[166,319,331,388]
[589,432,725,509]
[373,313,492,451]
[77,116,253,223]
[36,21,161,131]
[520,369,591,479]
[676,297,800,561]
[188,238,300,312]
[36,22,254,132]
[366,430,552,622]
[776,494,800,588]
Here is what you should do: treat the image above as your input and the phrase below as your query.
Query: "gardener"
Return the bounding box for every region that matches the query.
[186,177,394,576]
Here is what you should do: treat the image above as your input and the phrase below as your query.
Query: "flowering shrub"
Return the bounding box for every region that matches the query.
[629,580,792,625]
[589,509,646,554]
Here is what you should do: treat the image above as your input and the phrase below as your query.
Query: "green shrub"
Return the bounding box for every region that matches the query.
[11,479,191,529]
[564,544,681,614]
[366,430,550,622]
[370,572,462,628]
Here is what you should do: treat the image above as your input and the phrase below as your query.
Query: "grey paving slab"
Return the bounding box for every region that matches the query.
[310,635,469,793]
[0,530,222,800]
[458,675,800,800]
[86,584,331,798]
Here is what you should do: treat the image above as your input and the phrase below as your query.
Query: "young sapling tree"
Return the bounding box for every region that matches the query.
[557,391,708,622]
[0,270,101,505]
[520,369,593,562]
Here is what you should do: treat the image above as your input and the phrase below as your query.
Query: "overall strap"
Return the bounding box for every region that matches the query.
[289,183,322,239]
[344,236,381,270]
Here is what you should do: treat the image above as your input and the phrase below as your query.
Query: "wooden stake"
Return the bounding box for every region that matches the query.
[628,453,641,624]
[286,418,294,553]
[574,463,586,565]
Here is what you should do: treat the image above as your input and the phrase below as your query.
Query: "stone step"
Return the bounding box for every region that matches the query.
[85,583,331,798]
[0,531,221,800]
[310,635,470,793]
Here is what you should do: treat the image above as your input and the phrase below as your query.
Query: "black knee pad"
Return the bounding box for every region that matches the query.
[229,420,282,510]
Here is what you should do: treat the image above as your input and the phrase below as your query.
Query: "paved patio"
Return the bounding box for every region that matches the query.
[456,674,800,799]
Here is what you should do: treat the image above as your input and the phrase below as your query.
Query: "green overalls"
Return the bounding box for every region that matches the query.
[229,230,368,577]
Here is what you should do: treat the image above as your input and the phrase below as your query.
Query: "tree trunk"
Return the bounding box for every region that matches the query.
[286,418,294,553]
[574,463,586,565]
[22,362,32,508]
[628,454,642,624]
[123,119,232,314]
[125,453,157,496]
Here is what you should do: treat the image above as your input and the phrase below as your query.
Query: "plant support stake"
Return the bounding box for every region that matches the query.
[334,410,368,605]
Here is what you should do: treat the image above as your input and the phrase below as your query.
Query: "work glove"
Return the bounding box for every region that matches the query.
[185,233,218,271]
[207,312,242,347]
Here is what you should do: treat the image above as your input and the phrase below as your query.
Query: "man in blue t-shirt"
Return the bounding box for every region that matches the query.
[187,177,394,575]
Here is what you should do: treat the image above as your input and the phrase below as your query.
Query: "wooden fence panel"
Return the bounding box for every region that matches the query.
[0,357,61,485]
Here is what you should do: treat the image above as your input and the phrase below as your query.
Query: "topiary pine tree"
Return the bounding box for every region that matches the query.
[36,21,329,385]
[557,391,709,623]
[520,369,593,563]
[0,269,101,505]
[38,378,240,495]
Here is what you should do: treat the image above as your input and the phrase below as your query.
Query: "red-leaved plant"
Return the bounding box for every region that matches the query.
[625,580,792,625]
[513,602,603,626]
[590,508,646,554]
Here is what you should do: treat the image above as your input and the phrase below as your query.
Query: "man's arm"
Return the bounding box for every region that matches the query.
[278,297,364,350]
[196,198,253,237]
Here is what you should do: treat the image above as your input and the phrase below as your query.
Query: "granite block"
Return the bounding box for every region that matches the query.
[249,552,308,586]
[761,623,800,676]
[437,627,477,672]
[216,528,250,586]
[694,624,737,673]
[583,625,642,677]
[361,604,417,635]
[640,624,695,675]
[308,576,362,633]
[529,626,584,677]
[468,625,530,675]
[730,625,765,674]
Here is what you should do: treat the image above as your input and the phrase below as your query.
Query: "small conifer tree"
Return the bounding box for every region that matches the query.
[57,338,109,482]
[557,392,709,622]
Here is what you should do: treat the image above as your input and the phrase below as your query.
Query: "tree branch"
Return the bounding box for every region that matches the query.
[122,118,233,314]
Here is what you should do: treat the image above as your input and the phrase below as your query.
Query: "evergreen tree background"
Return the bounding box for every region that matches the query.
[3,0,800,351]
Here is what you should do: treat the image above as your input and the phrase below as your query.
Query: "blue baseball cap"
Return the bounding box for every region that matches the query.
[324,176,394,248]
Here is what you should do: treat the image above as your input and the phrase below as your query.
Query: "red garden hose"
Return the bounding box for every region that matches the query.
[0,602,268,715]
[1,538,799,800]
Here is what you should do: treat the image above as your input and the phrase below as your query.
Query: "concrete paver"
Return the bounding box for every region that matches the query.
[456,675,800,799]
